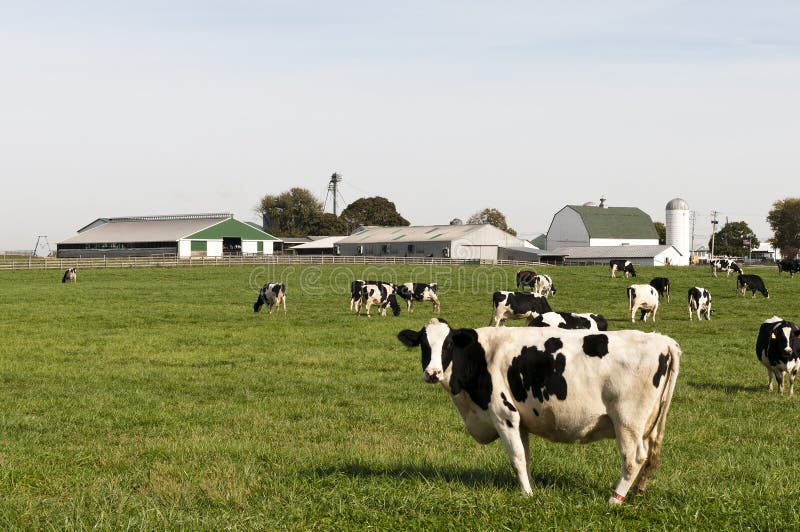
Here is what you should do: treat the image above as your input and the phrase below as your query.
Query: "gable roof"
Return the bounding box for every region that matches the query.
[339,224,492,244]
[566,205,658,240]
[59,213,278,245]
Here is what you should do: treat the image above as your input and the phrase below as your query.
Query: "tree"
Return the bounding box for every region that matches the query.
[257,187,326,237]
[767,198,800,258]
[308,212,348,236]
[467,208,517,236]
[708,221,759,257]
[340,197,409,231]
[653,222,666,245]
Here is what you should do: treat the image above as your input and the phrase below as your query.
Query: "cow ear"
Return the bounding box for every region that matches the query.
[452,328,477,349]
[397,329,422,347]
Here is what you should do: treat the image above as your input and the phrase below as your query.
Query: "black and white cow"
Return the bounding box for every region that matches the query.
[490,291,552,326]
[777,259,800,278]
[756,316,800,395]
[736,274,769,298]
[61,267,77,283]
[359,282,401,317]
[527,311,608,331]
[516,270,537,291]
[253,283,286,316]
[397,319,681,504]
[710,258,743,278]
[610,260,637,279]
[687,287,711,321]
[531,274,556,297]
[350,280,366,312]
[649,277,670,303]
[396,282,440,313]
[627,284,659,322]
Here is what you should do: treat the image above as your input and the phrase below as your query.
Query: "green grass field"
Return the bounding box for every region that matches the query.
[1,263,799,529]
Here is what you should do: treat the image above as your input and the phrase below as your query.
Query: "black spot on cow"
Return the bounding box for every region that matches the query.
[653,353,670,387]
[583,334,609,358]
[505,419,513,428]
[559,314,591,330]
[507,339,568,404]
[450,328,492,409]
[500,392,517,412]
[532,408,539,417]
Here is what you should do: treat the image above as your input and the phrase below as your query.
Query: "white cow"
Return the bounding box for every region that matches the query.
[627,284,659,323]
[688,287,712,321]
[398,319,681,505]
[532,274,556,297]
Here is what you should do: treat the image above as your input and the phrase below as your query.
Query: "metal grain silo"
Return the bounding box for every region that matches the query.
[666,198,691,265]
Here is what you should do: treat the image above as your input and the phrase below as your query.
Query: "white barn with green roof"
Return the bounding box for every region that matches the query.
[546,204,659,250]
[336,224,530,261]
[57,213,279,258]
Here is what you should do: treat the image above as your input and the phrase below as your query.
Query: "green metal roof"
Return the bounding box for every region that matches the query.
[185,218,278,240]
[568,206,658,239]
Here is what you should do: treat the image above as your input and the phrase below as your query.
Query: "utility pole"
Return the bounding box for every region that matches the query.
[328,172,343,216]
[710,211,719,259]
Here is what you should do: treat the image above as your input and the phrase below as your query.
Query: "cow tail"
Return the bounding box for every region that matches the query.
[643,339,681,481]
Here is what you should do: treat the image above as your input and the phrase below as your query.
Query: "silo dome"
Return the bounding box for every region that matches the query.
[666,198,690,211]
[665,198,691,265]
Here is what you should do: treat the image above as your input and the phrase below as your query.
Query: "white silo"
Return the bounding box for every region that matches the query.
[666,198,692,265]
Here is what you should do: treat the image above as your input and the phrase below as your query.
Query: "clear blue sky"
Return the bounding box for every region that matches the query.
[2,1,798,251]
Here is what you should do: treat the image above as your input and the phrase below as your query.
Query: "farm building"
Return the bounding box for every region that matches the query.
[546,201,659,250]
[543,244,684,266]
[57,213,279,258]
[336,224,531,261]
[290,236,347,255]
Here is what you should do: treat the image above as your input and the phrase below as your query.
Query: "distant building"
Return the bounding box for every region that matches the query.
[336,224,531,261]
[546,202,659,250]
[544,245,683,267]
[290,236,347,255]
[57,213,279,258]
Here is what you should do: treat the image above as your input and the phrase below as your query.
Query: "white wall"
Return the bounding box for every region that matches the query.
[590,238,659,247]
[207,240,223,257]
[242,240,258,254]
[178,240,192,258]
[262,240,274,255]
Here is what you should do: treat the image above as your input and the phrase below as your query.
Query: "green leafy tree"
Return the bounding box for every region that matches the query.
[653,222,666,245]
[767,198,800,258]
[467,208,517,236]
[308,213,348,236]
[340,197,409,231]
[708,221,759,257]
[257,188,326,237]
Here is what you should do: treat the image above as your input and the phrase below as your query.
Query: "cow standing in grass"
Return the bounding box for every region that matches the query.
[396,282,440,313]
[649,277,670,303]
[516,270,537,291]
[359,282,401,317]
[62,268,77,283]
[777,259,800,277]
[627,284,659,322]
[254,283,287,316]
[737,274,769,298]
[397,319,681,505]
[688,287,712,321]
[756,316,800,395]
[610,260,636,278]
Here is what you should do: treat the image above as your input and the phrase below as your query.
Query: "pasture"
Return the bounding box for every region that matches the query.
[1,262,799,529]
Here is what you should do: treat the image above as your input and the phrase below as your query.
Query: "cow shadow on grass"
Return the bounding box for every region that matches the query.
[686,381,763,394]
[304,462,599,497]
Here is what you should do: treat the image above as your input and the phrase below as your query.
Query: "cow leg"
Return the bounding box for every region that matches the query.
[496,421,532,495]
[767,369,774,391]
[282,296,287,317]
[776,371,785,394]
[610,426,648,505]
[789,369,797,396]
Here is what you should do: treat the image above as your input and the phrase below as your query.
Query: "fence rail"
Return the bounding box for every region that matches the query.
[0,255,548,271]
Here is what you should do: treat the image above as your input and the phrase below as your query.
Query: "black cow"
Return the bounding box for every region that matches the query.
[527,311,608,331]
[62,267,77,283]
[777,259,800,278]
[687,287,711,321]
[253,283,287,316]
[756,316,800,395]
[610,260,636,278]
[710,258,742,278]
[490,291,552,326]
[737,274,769,298]
[360,282,401,317]
[649,277,670,303]
[516,270,537,291]
[396,282,440,313]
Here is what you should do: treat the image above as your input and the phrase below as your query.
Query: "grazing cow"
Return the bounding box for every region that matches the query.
[756,316,800,395]
[649,277,670,303]
[490,291,552,326]
[627,284,659,322]
[777,259,800,277]
[532,274,556,297]
[610,260,637,279]
[396,282,440,313]
[350,280,366,312]
[360,282,401,317]
[397,319,681,504]
[737,274,769,298]
[687,287,712,321]
[710,258,743,278]
[527,311,608,331]
[253,283,287,316]
[516,270,537,291]
[61,267,77,283]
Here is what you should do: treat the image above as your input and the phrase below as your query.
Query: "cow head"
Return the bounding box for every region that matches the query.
[398,318,453,383]
[771,321,800,359]
[387,294,402,316]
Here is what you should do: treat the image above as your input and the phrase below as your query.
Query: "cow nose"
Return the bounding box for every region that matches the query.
[423,370,441,383]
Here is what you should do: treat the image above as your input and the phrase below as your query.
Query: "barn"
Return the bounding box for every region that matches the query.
[57,213,279,258]
[546,201,659,250]
[336,224,531,261]
[545,244,684,267]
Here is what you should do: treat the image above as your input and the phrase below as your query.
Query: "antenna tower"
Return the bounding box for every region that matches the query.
[324,172,345,216]
[33,235,52,257]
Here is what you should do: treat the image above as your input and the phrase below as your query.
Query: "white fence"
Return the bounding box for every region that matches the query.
[0,254,546,271]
